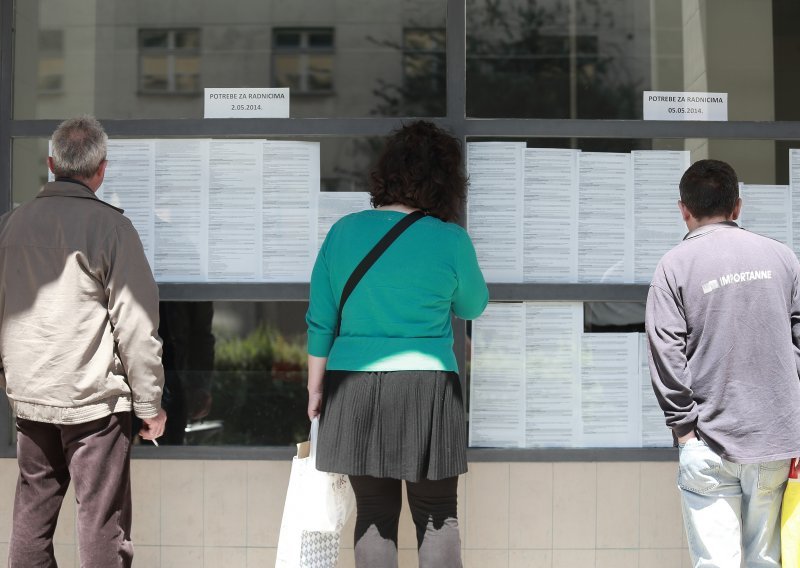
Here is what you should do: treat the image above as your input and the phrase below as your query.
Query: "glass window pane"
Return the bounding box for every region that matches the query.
[151,301,309,446]
[307,54,333,91]
[467,0,800,120]
[14,0,446,118]
[273,54,302,91]
[274,30,302,48]
[38,58,64,92]
[140,56,169,91]
[140,30,169,49]
[174,29,200,49]
[404,28,445,51]
[308,30,333,48]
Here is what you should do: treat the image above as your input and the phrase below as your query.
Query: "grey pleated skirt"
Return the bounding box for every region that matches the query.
[316,370,467,482]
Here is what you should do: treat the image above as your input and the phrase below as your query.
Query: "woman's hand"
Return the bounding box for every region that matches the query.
[306,354,328,421]
[307,389,323,420]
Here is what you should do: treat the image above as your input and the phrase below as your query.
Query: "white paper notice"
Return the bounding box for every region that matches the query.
[207,140,262,281]
[467,143,525,282]
[97,140,156,267]
[204,88,290,118]
[317,192,370,250]
[579,333,639,447]
[525,303,582,448]
[643,91,728,121]
[263,141,320,281]
[739,184,792,246]
[469,303,526,448]
[154,139,210,282]
[639,334,672,447]
[632,151,689,283]
[578,153,634,283]
[524,149,579,282]
[791,150,800,255]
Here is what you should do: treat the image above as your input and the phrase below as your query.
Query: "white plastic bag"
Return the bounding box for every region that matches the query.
[275,417,355,568]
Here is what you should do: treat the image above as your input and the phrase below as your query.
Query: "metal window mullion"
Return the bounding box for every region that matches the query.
[445,0,466,127]
[152,282,647,302]
[0,0,13,454]
[445,0,468,386]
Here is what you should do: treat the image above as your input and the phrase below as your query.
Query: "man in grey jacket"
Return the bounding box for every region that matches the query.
[646,159,800,568]
[0,116,167,568]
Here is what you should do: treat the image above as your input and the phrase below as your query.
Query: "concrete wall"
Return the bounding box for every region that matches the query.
[0,459,689,568]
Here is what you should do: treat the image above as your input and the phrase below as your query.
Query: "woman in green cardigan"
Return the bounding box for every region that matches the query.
[306,120,488,568]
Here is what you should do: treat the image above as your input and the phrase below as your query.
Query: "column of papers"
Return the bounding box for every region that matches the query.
[523,149,579,282]
[154,139,210,282]
[466,143,525,282]
[791,150,800,254]
[97,140,156,266]
[207,140,262,281]
[640,334,672,447]
[579,333,639,447]
[632,151,689,282]
[578,153,634,283]
[469,303,526,448]
[524,303,581,447]
[739,184,792,246]
[262,141,319,281]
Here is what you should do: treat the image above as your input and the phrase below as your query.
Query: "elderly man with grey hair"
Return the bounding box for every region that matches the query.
[0,115,167,568]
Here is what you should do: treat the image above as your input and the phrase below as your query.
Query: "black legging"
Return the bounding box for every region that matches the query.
[349,475,462,568]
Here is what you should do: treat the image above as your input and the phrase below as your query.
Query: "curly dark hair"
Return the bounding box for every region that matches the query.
[369,121,466,222]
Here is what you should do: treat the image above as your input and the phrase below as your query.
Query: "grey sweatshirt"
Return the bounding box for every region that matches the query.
[646,221,800,463]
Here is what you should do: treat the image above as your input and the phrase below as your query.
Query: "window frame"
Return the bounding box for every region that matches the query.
[3,0,800,461]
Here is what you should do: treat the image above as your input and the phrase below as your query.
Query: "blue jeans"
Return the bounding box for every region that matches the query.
[678,438,790,568]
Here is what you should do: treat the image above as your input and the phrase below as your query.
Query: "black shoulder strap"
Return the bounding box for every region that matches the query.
[336,210,426,336]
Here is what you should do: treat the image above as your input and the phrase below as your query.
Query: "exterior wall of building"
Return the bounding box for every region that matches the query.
[0,458,688,568]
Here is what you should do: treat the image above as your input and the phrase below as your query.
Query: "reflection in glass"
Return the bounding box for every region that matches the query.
[138,29,201,95]
[13,0,446,119]
[37,30,64,94]
[137,302,310,447]
[272,28,335,94]
[467,0,800,120]
[584,302,644,333]
[401,28,446,116]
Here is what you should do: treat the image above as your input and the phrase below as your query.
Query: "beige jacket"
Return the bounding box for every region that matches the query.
[0,180,164,424]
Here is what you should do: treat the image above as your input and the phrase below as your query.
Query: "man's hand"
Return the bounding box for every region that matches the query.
[139,408,167,442]
[677,431,697,444]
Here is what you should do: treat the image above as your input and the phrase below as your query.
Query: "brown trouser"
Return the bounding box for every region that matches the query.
[9,413,133,568]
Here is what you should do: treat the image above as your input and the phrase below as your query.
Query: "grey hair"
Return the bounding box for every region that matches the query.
[50,115,108,179]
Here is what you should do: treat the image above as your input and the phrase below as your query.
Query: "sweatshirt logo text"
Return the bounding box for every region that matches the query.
[702,270,772,294]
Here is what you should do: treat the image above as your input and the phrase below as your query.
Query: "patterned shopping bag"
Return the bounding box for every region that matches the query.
[276,418,355,567]
[299,531,341,567]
